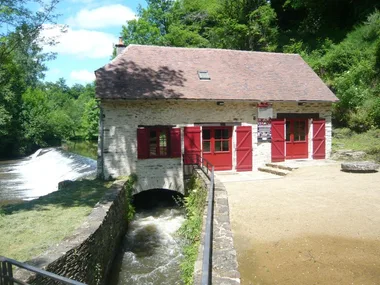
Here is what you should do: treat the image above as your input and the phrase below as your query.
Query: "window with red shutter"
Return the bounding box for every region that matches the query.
[137,127,181,159]
[170,128,181,158]
[137,128,148,159]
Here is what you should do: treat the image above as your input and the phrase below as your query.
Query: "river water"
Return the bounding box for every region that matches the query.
[110,206,185,285]
[0,147,186,284]
[0,148,96,201]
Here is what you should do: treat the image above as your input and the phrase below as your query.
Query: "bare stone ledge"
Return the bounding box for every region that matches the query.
[341,161,379,173]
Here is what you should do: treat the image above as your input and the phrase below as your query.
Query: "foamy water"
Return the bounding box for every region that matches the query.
[111,207,185,285]
[0,148,97,200]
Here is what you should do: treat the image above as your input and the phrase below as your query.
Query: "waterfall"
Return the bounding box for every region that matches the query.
[0,148,97,201]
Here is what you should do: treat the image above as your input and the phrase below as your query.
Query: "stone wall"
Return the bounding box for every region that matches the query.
[99,100,257,192]
[15,180,128,285]
[99,100,333,184]
[193,169,240,285]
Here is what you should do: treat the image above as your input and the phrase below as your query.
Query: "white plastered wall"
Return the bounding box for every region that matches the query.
[99,100,257,193]
[98,100,333,191]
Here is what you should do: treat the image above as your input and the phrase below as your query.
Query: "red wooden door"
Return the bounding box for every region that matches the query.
[184,126,201,164]
[313,119,326,159]
[236,126,252,171]
[271,119,285,162]
[202,127,232,171]
[286,119,308,159]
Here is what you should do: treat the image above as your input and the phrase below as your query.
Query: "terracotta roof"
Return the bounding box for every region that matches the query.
[95,45,338,102]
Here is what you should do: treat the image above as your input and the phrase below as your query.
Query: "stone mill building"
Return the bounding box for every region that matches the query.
[95,44,338,193]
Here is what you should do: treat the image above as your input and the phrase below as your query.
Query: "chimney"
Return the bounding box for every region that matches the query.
[115,37,126,56]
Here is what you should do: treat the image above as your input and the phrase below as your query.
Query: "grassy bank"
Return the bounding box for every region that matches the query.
[0,179,112,261]
[332,128,380,162]
[61,140,98,160]
[178,175,207,285]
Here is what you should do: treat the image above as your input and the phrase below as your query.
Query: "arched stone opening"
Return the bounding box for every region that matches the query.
[132,188,184,210]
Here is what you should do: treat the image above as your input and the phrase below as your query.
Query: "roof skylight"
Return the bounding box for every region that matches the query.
[198,71,210,80]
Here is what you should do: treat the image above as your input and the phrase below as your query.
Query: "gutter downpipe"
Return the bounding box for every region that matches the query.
[98,105,105,179]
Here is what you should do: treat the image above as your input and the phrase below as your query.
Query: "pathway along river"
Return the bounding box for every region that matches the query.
[0,148,186,284]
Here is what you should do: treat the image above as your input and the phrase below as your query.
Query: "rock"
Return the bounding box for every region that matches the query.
[58,180,74,190]
[341,161,379,173]
[332,150,366,160]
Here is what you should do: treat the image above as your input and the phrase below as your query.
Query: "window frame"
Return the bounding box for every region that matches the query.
[213,128,230,153]
[137,126,181,159]
[148,127,170,158]
[202,127,231,154]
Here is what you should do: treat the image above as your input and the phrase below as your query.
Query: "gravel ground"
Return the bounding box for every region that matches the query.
[224,163,380,285]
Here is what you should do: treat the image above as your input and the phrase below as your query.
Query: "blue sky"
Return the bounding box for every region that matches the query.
[41,0,146,85]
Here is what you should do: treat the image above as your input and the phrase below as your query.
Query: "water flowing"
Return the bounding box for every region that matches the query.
[110,206,185,285]
[0,148,97,201]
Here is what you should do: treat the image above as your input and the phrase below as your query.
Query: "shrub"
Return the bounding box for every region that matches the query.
[332,127,354,139]
[178,175,207,285]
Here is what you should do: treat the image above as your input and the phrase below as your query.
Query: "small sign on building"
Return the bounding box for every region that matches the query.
[257,103,273,142]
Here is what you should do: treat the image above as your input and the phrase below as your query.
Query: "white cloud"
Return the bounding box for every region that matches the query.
[41,24,117,58]
[70,70,96,82]
[66,4,136,29]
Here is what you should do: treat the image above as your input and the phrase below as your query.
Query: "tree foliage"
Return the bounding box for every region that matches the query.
[2,0,380,158]
[118,0,380,132]
[0,0,99,158]
[20,81,98,154]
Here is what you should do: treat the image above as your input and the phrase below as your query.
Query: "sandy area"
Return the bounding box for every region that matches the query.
[224,163,380,285]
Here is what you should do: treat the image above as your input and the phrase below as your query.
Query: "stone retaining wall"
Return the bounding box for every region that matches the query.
[15,180,128,285]
[193,169,240,284]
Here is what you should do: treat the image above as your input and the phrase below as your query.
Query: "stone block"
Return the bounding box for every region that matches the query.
[341,161,379,173]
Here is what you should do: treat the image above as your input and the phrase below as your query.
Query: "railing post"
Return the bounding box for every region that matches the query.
[0,256,87,285]
[0,261,13,285]
[7,262,13,285]
[0,261,3,285]
[201,166,215,285]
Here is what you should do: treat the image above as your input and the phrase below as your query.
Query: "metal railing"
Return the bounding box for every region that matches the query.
[0,256,86,285]
[183,153,215,285]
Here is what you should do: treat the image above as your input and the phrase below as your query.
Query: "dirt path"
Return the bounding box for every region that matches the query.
[224,163,380,285]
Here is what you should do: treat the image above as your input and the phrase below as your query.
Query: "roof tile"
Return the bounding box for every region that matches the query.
[95,45,338,102]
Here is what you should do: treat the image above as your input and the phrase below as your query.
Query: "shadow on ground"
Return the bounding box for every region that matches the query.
[2,179,110,215]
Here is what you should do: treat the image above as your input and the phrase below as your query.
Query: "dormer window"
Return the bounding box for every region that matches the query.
[198,71,210,80]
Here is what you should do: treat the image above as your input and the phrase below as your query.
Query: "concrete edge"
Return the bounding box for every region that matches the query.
[193,170,241,285]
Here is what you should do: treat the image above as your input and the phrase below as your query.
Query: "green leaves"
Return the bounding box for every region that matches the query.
[18,81,98,155]
[247,5,279,51]
[304,10,380,130]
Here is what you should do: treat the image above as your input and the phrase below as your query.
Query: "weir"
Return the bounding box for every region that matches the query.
[0,148,96,200]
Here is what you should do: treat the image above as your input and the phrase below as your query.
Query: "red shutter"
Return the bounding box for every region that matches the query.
[137,128,148,159]
[236,126,253,171]
[184,126,201,164]
[271,119,285,162]
[170,128,181,158]
[313,119,326,159]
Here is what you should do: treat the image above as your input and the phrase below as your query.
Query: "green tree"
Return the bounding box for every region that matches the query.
[0,0,60,157]
[121,0,176,46]
[81,99,99,141]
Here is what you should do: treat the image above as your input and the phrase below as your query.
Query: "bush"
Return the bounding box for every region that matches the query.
[332,127,354,139]
[119,174,137,222]
[178,175,207,285]
[348,108,374,132]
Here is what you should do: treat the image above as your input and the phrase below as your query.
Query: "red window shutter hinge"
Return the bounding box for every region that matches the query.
[137,128,148,159]
[170,128,181,158]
